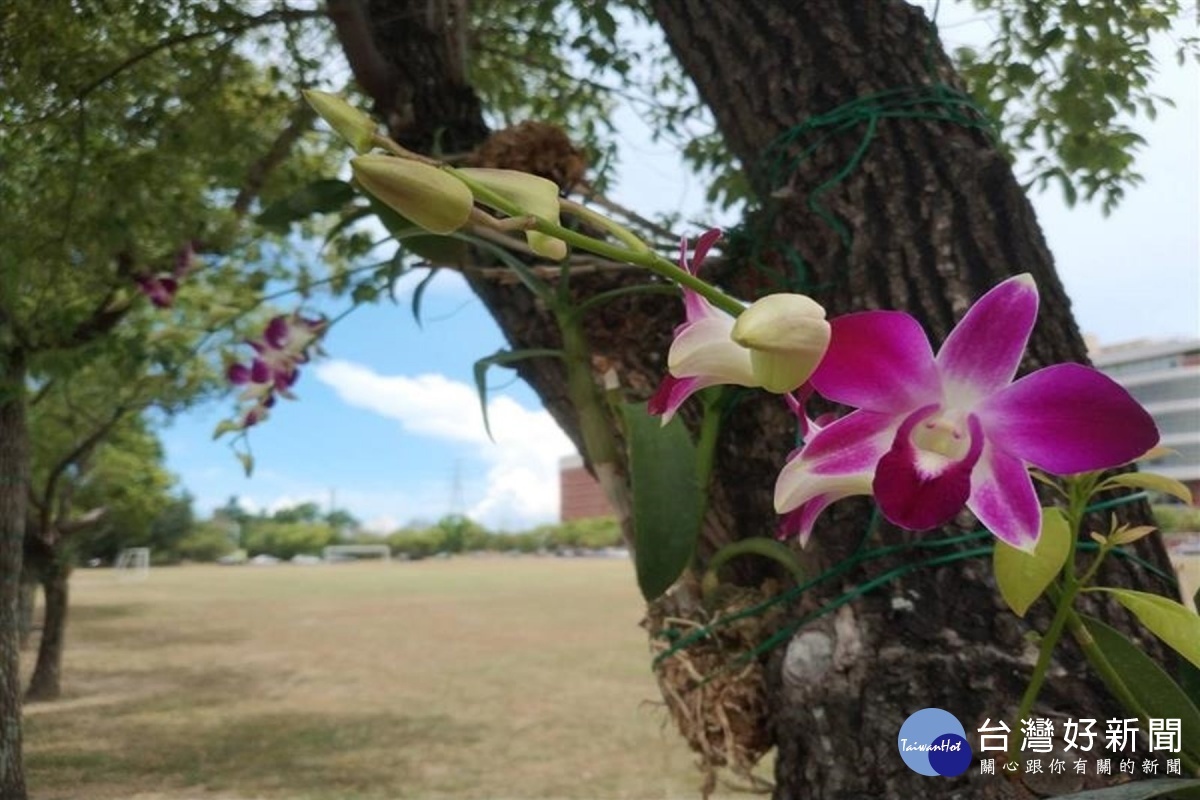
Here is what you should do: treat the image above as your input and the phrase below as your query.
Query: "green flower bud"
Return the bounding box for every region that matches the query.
[303,90,377,154]
[351,155,474,235]
[458,168,568,260]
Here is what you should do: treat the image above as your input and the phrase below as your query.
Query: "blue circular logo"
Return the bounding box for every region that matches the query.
[897,708,972,777]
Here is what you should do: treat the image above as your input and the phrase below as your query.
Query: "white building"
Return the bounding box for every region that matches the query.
[1090,338,1200,500]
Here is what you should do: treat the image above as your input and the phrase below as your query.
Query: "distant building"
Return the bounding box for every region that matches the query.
[558,454,612,521]
[1091,337,1200,500]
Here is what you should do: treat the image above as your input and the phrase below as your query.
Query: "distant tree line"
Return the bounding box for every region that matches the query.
[73,494,622,565]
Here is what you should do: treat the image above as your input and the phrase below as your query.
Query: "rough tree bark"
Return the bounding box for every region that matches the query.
[337,1,1180,797]
[23,539,69,703]
[0,353,29,800]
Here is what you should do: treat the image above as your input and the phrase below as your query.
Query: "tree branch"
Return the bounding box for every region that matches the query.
[326,0,399,101]
[233,101,317,216]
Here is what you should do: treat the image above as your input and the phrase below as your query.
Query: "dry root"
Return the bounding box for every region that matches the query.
[644,579,782,798]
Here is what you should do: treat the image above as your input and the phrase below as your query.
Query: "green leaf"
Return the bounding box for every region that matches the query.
[703,538,804,597]
[994,506,1071,617]
[1043,779,1200,799]
[256,179,356,230]
[1102,472,1193,505]
[212,419,241,440]
[472,349,564,439]
[1102,588,1200,670]
[1079,614,1200,763]
[236,451,254,477]
[410,268,440,326]
[620,402,703,602]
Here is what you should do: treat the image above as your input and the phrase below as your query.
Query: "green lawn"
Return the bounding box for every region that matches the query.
[23,559,754,800]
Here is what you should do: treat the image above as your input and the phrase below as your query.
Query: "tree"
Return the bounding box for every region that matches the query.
[0,3,338,794]
[322,2,1193,796]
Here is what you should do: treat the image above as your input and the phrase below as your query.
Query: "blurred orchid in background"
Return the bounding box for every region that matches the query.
[775,274,1159,550]
[226,313,327,428]
[135,241,196,308]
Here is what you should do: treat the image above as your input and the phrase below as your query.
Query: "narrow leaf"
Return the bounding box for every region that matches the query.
[1042,779,1200,799]
[472,349,564,439]
[704,538,804,593]
[1103,472,1193,505]
[994,506,1071,617]
[1080,614,1200,763]
[410,268,440,325]
[620,402,703,602]
[1102,588,1200,669]
[236,451,254,477]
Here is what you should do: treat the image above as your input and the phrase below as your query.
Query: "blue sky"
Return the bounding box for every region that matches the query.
[160,10,1199,533]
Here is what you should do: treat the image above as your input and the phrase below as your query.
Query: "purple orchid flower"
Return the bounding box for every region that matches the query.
[774,274,1158,550]
[135,242,196,308]
[224,313,327,431]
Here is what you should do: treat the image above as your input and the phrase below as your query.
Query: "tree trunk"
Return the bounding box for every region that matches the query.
[24,561,69,703]
[341,2,1180,797]
[647,2,1178,797]
[0,353,29,800]
[16,576,35,651]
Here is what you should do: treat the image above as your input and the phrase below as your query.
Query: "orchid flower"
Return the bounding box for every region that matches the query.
[774,274,1158,550]
[648,229,831,423]
[227,313,327,428]
[135,241,196,308]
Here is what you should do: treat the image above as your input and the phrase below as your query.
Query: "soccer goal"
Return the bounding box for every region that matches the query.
[322,544,391,563]
[114,547,151,581]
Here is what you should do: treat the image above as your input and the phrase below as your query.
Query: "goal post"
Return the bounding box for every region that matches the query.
[114,547,151,581]
[322,544,391,563]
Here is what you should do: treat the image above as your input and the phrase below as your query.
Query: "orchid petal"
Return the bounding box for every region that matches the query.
[691,228,722,269]
[811,311,940,412]
[968,443,1042,552]
[774,410,895,514]
[227,363,251,385]
[874,407,985,530]
[778,494,837,547]
[648,374,716,424]
[936,274,1038,407]
[977,363,1159,474]
[668,317,756,386]
[264,316,289,349]
[250,359,271,384]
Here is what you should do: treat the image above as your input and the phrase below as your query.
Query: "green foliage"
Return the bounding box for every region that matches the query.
[1102,588,1200,670]
[1154,504,1200,533]
[620,402,702,602]
[993,506,1071,617]
[954,1,1198,213]
[242,520,335,561]
[175,520,238,562]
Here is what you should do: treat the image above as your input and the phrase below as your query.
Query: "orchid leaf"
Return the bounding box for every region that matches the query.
[702,538,804,598]
[472,349,564,440]
[366,195,469,266]
[410,268,440,326]
[994,506,1071,617]
[257,179,356,231]
[1101,588,1200,670]
[620,402,702,602]
[212,420,241,440]
[1043,779,1200,799]
[1101,472,1193,505]
[1079,614,1200,763]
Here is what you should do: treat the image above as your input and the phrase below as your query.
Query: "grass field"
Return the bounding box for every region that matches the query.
[23,559,758,800]
[22,555,1200,800]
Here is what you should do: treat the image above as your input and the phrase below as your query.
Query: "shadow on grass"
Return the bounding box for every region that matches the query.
[29,709,480,799]
[69,602,147,624]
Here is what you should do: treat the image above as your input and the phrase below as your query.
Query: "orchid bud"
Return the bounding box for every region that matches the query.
[458,168,568,260]
[303,90,377,154]
[731,293,831,393]
[351,155,474,235]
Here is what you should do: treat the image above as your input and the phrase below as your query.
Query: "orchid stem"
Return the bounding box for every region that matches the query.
[447,168,746,318]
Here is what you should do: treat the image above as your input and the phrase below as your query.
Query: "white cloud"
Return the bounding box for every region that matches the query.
[312,360,576,529]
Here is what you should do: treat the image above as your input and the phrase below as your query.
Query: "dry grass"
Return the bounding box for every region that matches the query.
[23,559,766,800]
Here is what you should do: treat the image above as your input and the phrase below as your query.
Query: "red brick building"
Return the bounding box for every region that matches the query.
[558,454,613,521]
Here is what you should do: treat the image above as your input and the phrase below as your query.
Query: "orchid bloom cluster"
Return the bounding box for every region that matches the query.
[226,313,327,428]
[135,241,196,308]
[651,236,1159,552]
[648,229,832,421]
